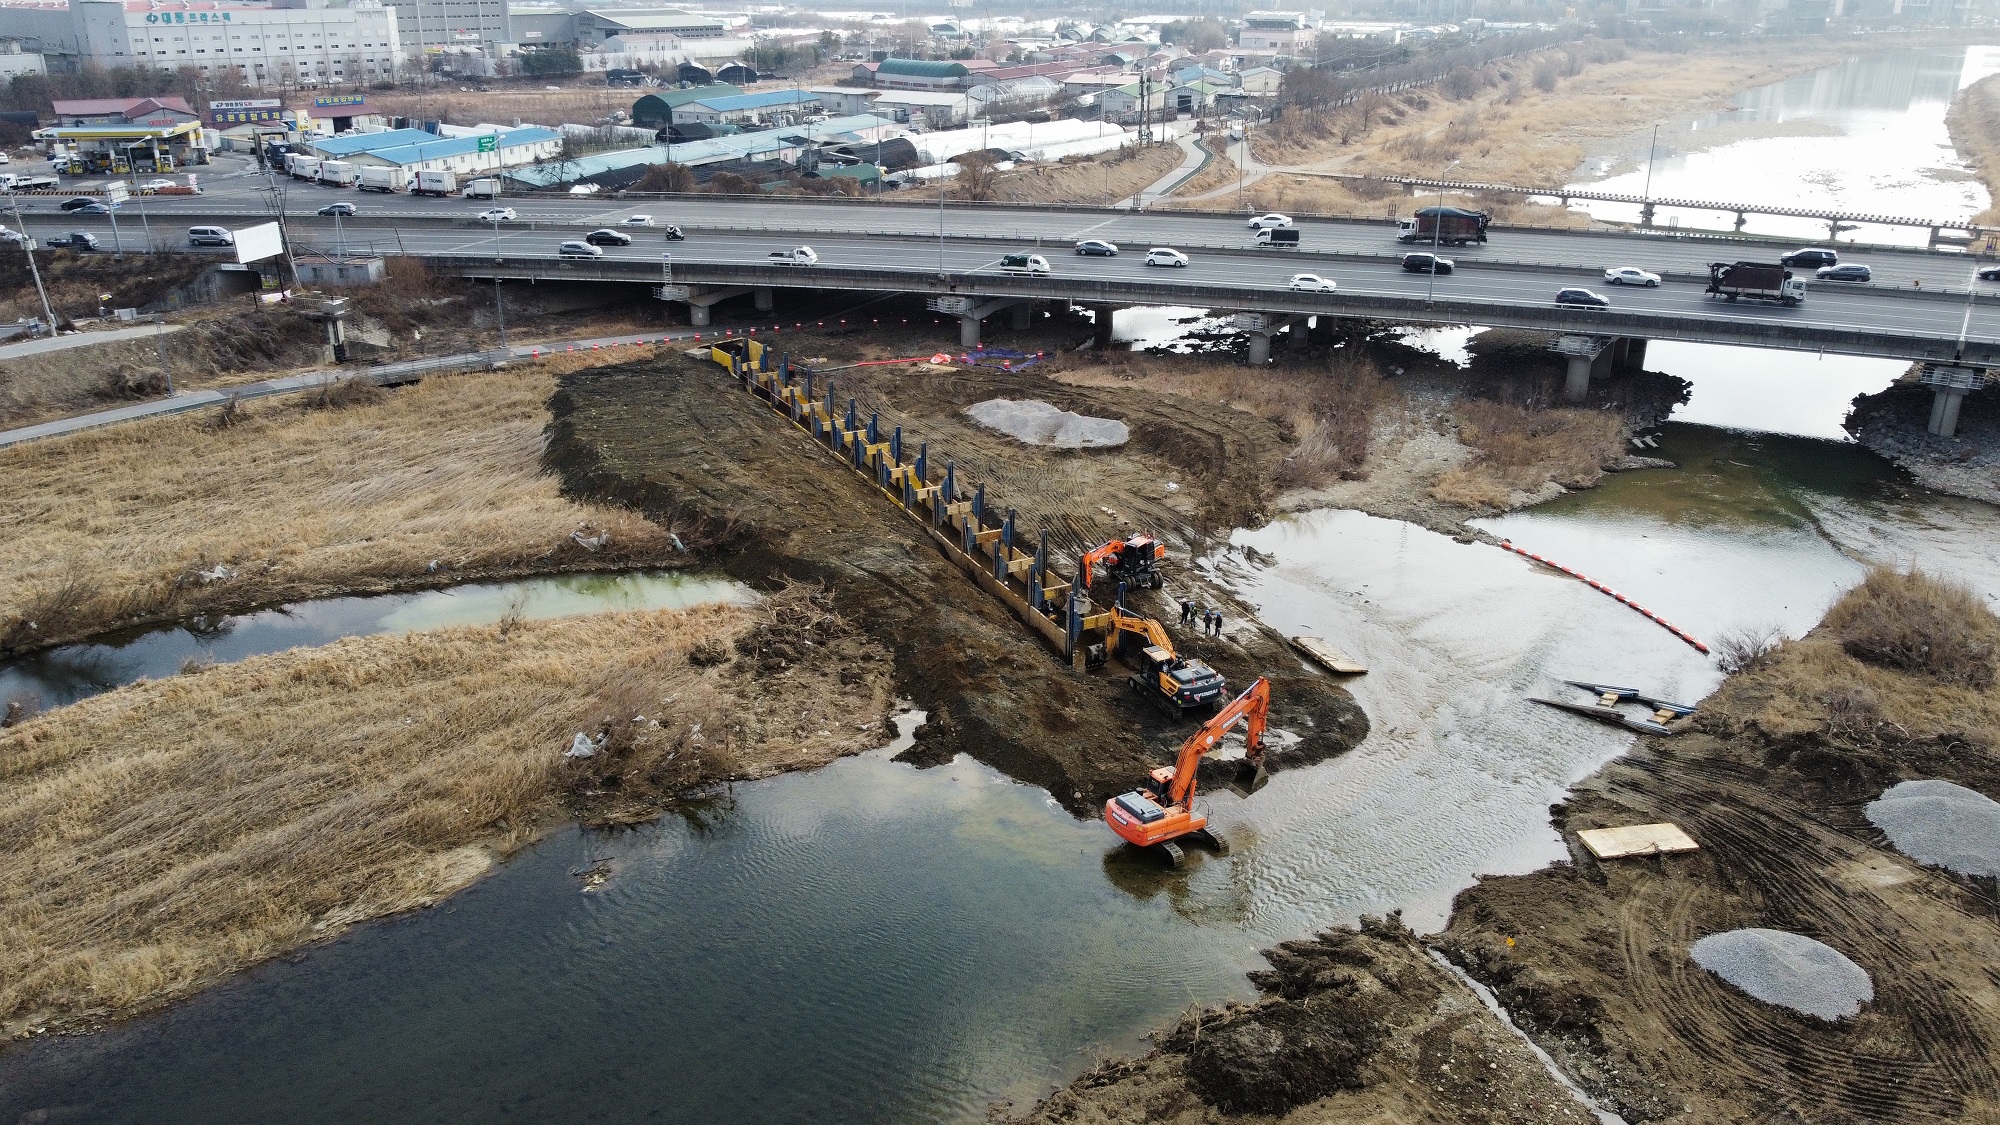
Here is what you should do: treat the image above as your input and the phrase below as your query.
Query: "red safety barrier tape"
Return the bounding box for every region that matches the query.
[1498,540,1709,654]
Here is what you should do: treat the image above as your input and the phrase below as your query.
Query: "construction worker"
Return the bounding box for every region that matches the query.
[1180,598,1196,628]
[1213,610,1225,637]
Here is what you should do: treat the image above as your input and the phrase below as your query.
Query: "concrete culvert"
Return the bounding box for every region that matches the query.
[964,398,1128,448]
[1691,928,1873,1021]
[1865,779,2000,879]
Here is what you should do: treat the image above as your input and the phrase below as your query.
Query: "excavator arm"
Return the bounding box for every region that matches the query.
[1106,605,1174,656]
[1167,677,1269,809]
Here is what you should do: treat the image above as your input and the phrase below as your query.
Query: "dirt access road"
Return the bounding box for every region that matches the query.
[544,346,1368,812]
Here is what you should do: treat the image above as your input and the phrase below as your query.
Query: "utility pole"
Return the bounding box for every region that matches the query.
[9,194,57,331]
[1426,156,1459,304]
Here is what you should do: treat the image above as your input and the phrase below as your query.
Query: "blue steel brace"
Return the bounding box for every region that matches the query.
[891,426,902,466]
[846,397,857,437]
[940,461,955,526]
[867,412,879,444]
[848,400,862,467]
[1002,509,1014,553]
[962,508,976,554]
[781,357,792,385]
[903,467,915,510]
[993,535,1006,581]
[1031,531,1047,612]
[803,369,814,403]
[1065,593,1083,659]
[973,483,985,526]
[1116,581,1128,610]
[914,443,928,490]
[825,381,836,441]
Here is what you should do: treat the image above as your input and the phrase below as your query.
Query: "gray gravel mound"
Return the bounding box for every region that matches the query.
[1865,779,2000,879]
[965,398,1128,448]
[1691,928,1872,1020]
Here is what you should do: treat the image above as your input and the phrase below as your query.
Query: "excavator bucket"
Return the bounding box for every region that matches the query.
[1226,756,1269,798]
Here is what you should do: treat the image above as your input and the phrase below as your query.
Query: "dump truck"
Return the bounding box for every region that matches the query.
[358,166,406,193]
[1254,227,1300,248]
[1706,261,1806,307]
[412,169,458,197]
[1396,206,1490,245]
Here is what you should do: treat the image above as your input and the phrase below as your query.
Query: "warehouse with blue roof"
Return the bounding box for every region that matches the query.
[336,127,565,177]
[671,89,823,126]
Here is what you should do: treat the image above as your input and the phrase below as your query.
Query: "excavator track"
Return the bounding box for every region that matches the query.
[1193,825,1231,856]
[1156,840,1187,868]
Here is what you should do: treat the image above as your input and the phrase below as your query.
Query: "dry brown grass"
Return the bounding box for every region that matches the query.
[1246,39,1855,194]
[1702,568,2000,749]
[1054,349,1394,489]
[364,84,636,128]
[1428,399,1623,509]
[0,589,893,1033]
[0,367,673,654]
[1946,73,2000,228]
[987,142,1184,205]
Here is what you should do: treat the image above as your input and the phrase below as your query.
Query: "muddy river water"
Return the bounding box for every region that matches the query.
[6,45,2000,1124]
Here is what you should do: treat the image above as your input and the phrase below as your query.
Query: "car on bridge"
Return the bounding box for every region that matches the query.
[70,202,111,216]
[1603,265,1660,287]
[622,215,656,226]
[478,207,518,223]
[1401,252,1453,274]
[585,228,634,247]
[1145,247,1189,268]
[1780,247,1838,268]
[58,197,98,212]
[1289,273,1337,292]
[1001,253,1052,275]
[1554,287,1610,309]
[1981,265,2000,283]
[45,231,98,251]
[1247,213,1292,230]
[558,241,604,259]
[139,178,178,193]
[1074,239,1118,256]
[317,202,356,217]
[1816,264,1872,282]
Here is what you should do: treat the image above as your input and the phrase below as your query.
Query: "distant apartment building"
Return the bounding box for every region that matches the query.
[0,0,402,87]
[1236,11,1309,53]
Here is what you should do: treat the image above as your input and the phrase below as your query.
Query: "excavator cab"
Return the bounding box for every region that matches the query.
[1082,535,1167,590]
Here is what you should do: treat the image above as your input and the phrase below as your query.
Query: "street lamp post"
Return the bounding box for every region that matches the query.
[1640,121,1660,227]
[1426,157,1459,304]
[9,193,58,331]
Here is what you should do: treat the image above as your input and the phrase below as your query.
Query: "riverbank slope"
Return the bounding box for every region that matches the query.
[1018,568,2000,1123]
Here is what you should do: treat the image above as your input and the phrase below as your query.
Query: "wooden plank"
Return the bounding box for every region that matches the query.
[1291,636,1366,675]
[1577,823,1699,859]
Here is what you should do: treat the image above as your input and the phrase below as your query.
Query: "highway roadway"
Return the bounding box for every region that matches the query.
[7,170,1998,352]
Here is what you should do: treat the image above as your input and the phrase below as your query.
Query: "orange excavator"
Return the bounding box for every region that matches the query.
[1104,677,1270,867]
[1106,606,1226,717]
[1081,535,1166,590]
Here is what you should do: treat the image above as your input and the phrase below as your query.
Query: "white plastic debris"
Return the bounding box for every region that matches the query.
[195,564,237,585]
[570,529,612,551]
[965,399,1129,448]
[564,732,600,759]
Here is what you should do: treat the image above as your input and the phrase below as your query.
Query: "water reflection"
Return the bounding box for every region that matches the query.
[1567,45,2000,244]
[0,571,755,713]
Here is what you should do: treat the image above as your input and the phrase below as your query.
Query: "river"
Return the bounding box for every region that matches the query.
[5,45,2000,1125]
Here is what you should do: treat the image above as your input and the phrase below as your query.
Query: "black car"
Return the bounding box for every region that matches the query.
[1979,265,2000,282]
[1074,238,1118,256]
[583,228,633,247]
[59,196,98,211]
[317,202,356,217]
[1554,287,1609,309]
[1780,247,1838,269]
[1816,263,1871,282]
[71,202,110,215]
[1401,252,1454,274]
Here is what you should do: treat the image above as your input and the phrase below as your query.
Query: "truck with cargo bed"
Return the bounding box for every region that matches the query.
[1254,227,1300,248]
[411,169,458,197]
[1706,261,1806,307]
[358,166,406,193]
[1397,206,1489,246]
[316,160,359,187]
[286,154,321,181]
[0,172,58,192]
[462,177,502,200]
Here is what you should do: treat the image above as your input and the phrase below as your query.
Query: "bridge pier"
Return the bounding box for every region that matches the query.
[753,287,774,312]
[1639,202,1656,228]
[1234,312,1301,365]
[1551,334,1618,402]
[1620,338,1648,373]
[1010,302,1033,331]
[1733,212,1748,232]
[1092,306,1118,349]
[1920,364,1987,439]
[680,284,754,328]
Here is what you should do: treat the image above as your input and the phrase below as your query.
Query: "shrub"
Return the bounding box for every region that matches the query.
[1825,569,1997,688]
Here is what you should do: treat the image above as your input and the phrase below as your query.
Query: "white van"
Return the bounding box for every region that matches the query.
[187,226,234,248]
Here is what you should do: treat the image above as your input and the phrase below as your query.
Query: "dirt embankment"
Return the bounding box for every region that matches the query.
[1435,569,2000,1123]
[1946,71,2000,228]
[1011,915,1597,1125]
[0,590,893,1038]
[1845,378,2000,508]
[0,366,679,664]
[541,344,1368,813]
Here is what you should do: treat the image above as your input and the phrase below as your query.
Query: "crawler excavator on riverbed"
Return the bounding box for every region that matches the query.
[1104,606,1227,718]
[1104,677,1270,867]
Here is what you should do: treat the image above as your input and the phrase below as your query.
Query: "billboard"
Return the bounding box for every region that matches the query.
[212,98,284,126]
[235,221,284,265]
[314,94,368,109]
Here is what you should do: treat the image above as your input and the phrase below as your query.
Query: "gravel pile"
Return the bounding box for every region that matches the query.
[1865,779,2000,879]
[1691,929,1873,1020]
[966,398,1128,448]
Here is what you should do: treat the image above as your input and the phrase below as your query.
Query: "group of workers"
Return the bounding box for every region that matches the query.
[1177,598,1226,637]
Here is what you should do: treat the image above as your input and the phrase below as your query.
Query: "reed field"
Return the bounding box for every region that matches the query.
[0,367,674,655]
[1946,72,2000,227]
[0,593,892,1033]
[1428,399,1625,508]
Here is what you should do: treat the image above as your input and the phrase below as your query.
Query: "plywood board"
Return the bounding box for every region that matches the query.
[1578,822,1699,859]
[1291,635,1366,675]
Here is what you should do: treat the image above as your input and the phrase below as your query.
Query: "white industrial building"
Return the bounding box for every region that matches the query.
[10,0,402,89]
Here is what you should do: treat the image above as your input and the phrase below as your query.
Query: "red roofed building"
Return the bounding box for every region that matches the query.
[52,96,199,127]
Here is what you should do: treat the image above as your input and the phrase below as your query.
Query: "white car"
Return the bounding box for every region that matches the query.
[568,183,601,195]
[558,240,604,259]
[1288,272,1337,292]
[0,227,21,244]
[1247,213,1293,230]
[1144,247,1189,268]
[622,214,656,226]
[478,207,517,223]
[140,178,177,192]
[1603,265,1661,287]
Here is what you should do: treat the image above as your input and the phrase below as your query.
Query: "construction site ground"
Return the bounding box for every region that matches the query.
[542,326,1369,813]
